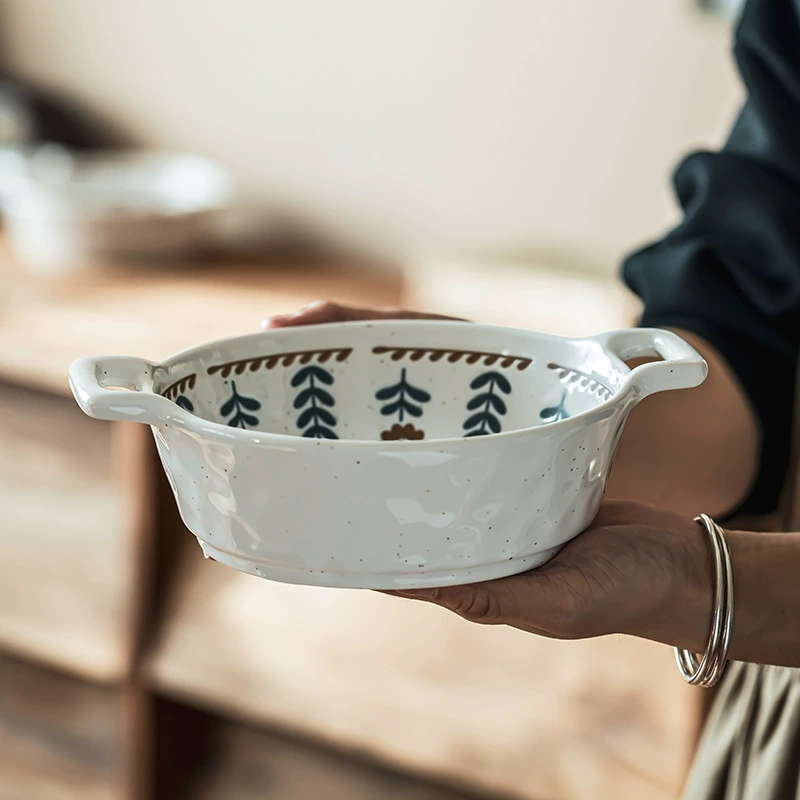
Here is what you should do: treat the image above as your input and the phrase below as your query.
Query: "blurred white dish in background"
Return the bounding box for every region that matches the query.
[0,146,234,274]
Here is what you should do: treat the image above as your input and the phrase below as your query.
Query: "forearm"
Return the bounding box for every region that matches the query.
[606,330,760,519]
[628,526,800,668]
[723,529,800,666]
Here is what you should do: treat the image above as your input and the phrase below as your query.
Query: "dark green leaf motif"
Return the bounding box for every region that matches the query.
[291,365,334,387]
[292,366,338,438]
[297,406,337,429]
[175,395,194,412]
[463,371,512,437]
[375,368,431,423]
[539,390,569,423]
[375,385,399,402]
[293,386,334,409]
[469,371,511,394]
[466,393,506,414]
[403,383,432,403]
[221,381,262,429]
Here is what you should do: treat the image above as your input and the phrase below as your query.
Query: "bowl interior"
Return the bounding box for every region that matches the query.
[155,321,629,441]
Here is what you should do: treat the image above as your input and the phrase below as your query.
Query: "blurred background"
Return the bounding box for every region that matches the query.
[0,1,743,799]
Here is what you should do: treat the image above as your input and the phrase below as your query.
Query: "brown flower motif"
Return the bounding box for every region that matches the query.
[381,423,425,441]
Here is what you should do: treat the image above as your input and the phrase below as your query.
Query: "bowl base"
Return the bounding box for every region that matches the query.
[197,541,564,590]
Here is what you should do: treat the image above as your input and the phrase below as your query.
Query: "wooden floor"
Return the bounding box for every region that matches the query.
[147,543,695,800]
[0,653,501,800]
[184,717,506,800]
[0,654,123,800]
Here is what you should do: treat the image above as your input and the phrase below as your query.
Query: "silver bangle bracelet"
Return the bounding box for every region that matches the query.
[674,514,734,688]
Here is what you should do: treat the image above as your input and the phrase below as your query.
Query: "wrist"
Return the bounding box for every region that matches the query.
[622,516,716,652]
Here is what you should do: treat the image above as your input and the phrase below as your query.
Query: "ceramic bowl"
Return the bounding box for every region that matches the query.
[68,321,707,589]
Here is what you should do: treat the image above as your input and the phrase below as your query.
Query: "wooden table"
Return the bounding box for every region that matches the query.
[0,242,701,800]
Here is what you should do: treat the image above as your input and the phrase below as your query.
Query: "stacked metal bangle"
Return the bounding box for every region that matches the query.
[674,514,734,688]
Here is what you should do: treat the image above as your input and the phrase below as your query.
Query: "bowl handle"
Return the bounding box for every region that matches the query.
[589,328,708,398]
[68,356,179,425]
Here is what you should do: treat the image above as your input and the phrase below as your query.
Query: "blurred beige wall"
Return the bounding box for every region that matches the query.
[0,0,742,272]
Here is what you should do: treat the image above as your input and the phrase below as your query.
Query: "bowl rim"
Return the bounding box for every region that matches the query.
[152,319,627,448]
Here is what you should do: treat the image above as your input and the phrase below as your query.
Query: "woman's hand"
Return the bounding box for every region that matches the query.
[260,302,713,653]
[391,500,800,669]
[262,299,464,329]
[260,301,800,666]
[390,501,714,654]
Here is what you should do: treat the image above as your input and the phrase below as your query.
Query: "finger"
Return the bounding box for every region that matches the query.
[382,588,573,639]
[262,301,467,329]
[264,300,388,329]
[392,571,555,626]
[261,299,345,329]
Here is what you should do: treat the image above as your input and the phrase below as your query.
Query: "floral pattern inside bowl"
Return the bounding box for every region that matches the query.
[156,321,626,442]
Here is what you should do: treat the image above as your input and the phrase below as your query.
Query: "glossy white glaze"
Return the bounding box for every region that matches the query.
[69,321,707,588]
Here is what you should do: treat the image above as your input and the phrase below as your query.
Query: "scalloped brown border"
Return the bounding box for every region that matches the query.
[372,346,532,370]
[547,363,613,400]
[207,347,352,379]
[162,373,197,399]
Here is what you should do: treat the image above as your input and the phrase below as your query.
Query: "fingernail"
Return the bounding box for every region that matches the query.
[293,300,323,315]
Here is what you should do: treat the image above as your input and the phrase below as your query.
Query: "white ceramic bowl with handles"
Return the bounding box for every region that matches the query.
[69,321,707,589]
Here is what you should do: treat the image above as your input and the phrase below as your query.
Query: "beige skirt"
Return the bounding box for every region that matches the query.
[683,662,800,800]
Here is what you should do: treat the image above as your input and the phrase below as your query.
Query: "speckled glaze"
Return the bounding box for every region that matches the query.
[69,321,707,589]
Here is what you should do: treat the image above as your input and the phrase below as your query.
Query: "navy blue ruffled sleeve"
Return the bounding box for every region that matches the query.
[623,0,800,515]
